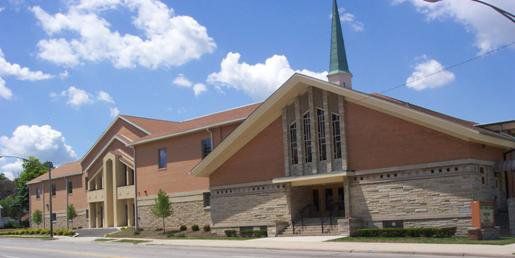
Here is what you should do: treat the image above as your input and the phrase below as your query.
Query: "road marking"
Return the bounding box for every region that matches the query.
[0,246,127,258]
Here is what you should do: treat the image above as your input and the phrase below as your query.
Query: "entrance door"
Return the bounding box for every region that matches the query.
[312,189,320,212]
[325,188,334,212]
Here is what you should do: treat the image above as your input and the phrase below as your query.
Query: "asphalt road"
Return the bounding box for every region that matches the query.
[0,238,486,258]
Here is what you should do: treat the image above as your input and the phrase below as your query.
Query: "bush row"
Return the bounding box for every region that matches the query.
[0,228,75,236]
[177,225,210,232]
[354,227,457,238]
[224,229,268,238]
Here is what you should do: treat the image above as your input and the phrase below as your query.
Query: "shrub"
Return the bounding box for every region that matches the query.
[179,225,187,231]
[191,225,199,232]
[239,229,268,238]
[203,225,211,232]
[224,230,237,237]
[354,227,456,238]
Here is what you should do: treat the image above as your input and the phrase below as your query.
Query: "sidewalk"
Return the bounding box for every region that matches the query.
[61,236,515,257]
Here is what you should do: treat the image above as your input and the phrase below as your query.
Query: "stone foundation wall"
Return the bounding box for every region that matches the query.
[36,209,88,230]
[138,197,210,230]
[508,198,515,235]
[350,162,501,235]
[210,182,291,235]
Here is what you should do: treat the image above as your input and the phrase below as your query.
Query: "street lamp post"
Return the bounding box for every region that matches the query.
[424,0,515,23]
[0,155,54,238]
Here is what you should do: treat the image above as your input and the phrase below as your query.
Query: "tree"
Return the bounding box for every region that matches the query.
[151,189,172,233]
[32,210,42,228]
[0,173,15,199]
[67,204,77,229]
[14,158,51,218]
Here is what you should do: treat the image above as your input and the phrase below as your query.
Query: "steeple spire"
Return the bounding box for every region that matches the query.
[327,0,353,89]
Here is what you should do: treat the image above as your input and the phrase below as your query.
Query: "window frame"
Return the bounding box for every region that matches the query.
[158,148,168,169]
[303,111,313,163]
[289,122,299,165]
[203,192,211,208]
[316,108,327,161]
[331,113,342,159]
[51,183,57,196]
[201,138,213,159]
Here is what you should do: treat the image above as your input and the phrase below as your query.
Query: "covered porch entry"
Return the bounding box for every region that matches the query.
[273,172,352,236]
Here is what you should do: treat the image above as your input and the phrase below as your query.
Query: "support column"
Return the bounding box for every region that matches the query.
[282,108,290,177]
[337,96,348,171]
[128,199,135,227]
[294,98,304,173]
[344,178,351,218]
[323,91,333,172]
[113,158,120,227]
[308,88,319,174]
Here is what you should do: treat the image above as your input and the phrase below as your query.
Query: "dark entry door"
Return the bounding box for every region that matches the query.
[325,188,334,212]
[312,189,320,212]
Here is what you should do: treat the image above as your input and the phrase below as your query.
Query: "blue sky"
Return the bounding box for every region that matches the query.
[0,0,514,179]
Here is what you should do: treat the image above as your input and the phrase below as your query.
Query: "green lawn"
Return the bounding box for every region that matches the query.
[331,236,515,245]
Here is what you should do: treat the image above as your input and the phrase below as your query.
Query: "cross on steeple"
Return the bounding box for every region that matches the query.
[327,0,353,89]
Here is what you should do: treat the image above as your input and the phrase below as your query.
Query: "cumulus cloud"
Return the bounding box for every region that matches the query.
[335,8,364,32]
[172,74,207,96]
[54,86,120,117]
[31,0,216,69]
[0,125,77,180]
[392,0,515,53]
[207,52,327,100]
[406,57,455,90]
[0,48,52,99]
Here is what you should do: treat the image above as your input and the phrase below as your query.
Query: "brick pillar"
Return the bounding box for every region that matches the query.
[338,96,348,171]
[344,178,351,218]
[294,98,304,173]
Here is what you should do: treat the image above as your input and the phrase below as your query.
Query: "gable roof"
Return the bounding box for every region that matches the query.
[191,73,515,177]
[27,161,82,185]
[131,103,261,146]
[119,115,180,134]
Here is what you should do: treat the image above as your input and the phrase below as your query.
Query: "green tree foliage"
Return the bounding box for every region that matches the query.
[151,189,172,233]
[67,204,77,229]
[32,210,43,227]
[0,157,50,221]
[0,173,15,199]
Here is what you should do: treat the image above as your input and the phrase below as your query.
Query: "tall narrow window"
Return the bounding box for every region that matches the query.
[332,113,342,159]
[303,112,312,163]
[67,180,73,194]
[201,138,212,158]
[51,183,56,196]
[203,192,211,207]
[317,109,327,161]
[36,187,41,199]
[289,122,298,164]
[158,148,167,169]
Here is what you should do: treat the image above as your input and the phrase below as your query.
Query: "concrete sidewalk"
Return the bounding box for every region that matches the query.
[60,236,515,257]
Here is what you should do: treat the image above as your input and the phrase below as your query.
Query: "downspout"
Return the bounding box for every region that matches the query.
[66,177,69,230]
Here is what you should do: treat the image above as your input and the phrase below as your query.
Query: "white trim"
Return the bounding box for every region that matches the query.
[83,135,132,173]
[80,116,149,164]
[131,118,246,146]
[191,74,515,178]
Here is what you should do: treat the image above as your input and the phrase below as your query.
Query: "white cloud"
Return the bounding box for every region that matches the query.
[172,74,193,88]
[97,90,115,104]
[109,106,120,117]
[55,86,120,117]
[0,48,53,99]
[337,8,364,32]
[0,7,4,13]
[61,86,92,108]
[192,83,207,96]
[172,74,206,96]
[0,77,13,100]
[59,70,69,79]
[392,0,515,53]
[207,52,327,100]
[0,125,77,180]
[31,0,216,69]
[406,57,455,90]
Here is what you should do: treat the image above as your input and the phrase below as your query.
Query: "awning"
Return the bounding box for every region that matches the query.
[272,171,352,187]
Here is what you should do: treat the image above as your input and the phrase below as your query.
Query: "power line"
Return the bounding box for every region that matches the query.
[355,41,515,103]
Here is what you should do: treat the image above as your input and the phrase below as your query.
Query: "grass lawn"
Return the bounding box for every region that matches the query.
[107,228,253,241]
[331,236,515,245]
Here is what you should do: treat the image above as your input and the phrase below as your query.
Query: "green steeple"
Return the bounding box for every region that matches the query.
[329,0,350,74]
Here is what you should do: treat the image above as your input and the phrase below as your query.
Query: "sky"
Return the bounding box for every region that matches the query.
[0,0,514,179]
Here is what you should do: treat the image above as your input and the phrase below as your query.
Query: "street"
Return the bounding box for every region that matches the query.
[0,238,487,258]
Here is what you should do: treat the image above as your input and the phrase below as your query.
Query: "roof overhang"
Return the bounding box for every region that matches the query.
[273,171,352,187]
[191,74,515,178]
